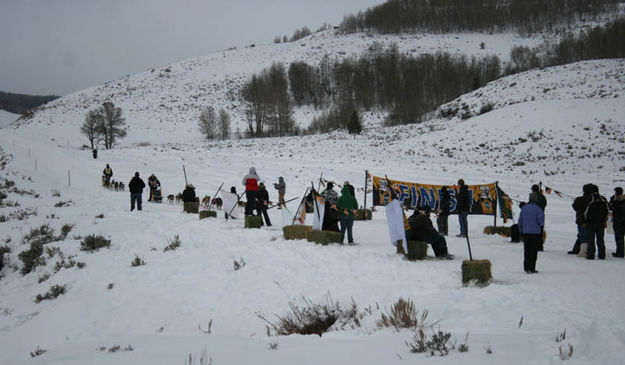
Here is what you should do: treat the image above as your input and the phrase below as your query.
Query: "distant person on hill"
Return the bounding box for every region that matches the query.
[128,172,146,211]
[518,192,544,274]
[147,174,161,202]
[102,164,113,186]
[408,206,452,258]
[92,149,98,159]
[336,185,358,245]
[273,177,286,209]
[242,167,260,216]
[609,187,625,258]
[437,186,451,236]
[456,179,470,238]
[256,182,271,226]
[585,184,609,260]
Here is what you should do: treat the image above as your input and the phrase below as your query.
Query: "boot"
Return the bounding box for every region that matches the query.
[577,243,588,257]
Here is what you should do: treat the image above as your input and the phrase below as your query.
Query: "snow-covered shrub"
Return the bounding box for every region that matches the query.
[21,224,56,246]
[258,296,366,337]
[80,234,110,252]
[406,327,453,356]
[18,243,45,275]
[30,346,47,358]
[377,298,430,331]
[163,235,181,252]
[130,255,145,267]
[35,284,66,303]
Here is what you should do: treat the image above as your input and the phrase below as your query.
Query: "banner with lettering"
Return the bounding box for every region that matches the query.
[371,175,500,216]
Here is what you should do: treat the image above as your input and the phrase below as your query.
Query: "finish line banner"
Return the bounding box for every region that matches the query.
[371,175,498,216]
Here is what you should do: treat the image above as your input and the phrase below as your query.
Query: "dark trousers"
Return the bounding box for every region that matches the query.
[245,191,256,216]
[437,214,448,236]
[586,224,605,259]
[427,234,449,257]
[523,233,541,272]
[458,211,468,236]
[256,207,271,226]
[323,204,340,232]
[614,226,624,256]
[340,215,354,243]
[130,193,142,211]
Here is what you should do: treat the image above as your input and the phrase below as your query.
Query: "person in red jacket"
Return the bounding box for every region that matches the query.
[242,167,260,216]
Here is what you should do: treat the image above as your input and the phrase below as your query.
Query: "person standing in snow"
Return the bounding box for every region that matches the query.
[273,177,286,209]
[147,174,161,202]
[255,182,271,226]
[242,167,260,216]
[518,192,544,274]
[336,185,358,245]
[182,184,197,203]
[585,184,609,260]
[609,187,625,258]
[456,179,470,238]
[128,172,146,211]
[437,186,451,236]
[321,182,339,232]
[531,184,547,251]
[102,164,113,187]
[568,184,593,255]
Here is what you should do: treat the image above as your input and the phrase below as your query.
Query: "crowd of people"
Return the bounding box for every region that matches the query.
[101,164,625,269]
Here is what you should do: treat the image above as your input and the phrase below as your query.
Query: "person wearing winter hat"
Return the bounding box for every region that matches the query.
[128,172,146,211]
[182,184,197,203]
[321,182,339,231]
[407,206,452,258]
[242,167,260,216]
[336,185,358,245]
[568,184,593,255]
[273,177,286,209]
[255,182,271,226]
[518,192,544,273]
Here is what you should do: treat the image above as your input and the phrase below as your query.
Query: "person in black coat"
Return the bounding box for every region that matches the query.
[408,206,451,258]
[182,184,197,203]
[128,172,146,211]
[437,186,451,236]
[255,182,271,226]
[609,187,625,257]
[456,179,470,237]
[585,185,609,260]
[568,184,593,254]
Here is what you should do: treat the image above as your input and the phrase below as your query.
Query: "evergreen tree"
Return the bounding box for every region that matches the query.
[347,110,362,135]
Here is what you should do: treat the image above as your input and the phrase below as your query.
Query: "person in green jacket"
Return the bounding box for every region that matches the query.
[336,185,359,245]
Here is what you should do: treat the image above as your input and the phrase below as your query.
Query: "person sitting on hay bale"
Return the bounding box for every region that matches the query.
[407,206,453,259]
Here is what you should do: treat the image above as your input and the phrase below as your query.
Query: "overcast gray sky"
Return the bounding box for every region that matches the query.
[0,0,382,96]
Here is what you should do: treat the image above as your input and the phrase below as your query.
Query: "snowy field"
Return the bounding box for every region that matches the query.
[1,32,625,365]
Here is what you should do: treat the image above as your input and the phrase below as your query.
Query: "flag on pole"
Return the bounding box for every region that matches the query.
[295,198,307,224]
[496,185,513,223]
[545,186,552,194]
[221,191,240,219]
[312,194,325,230]
[385,199,408,253]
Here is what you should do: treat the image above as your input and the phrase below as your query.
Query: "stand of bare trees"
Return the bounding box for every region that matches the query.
[80,102,127,150]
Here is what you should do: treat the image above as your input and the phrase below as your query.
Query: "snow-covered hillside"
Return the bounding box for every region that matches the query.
[9,30,545,146]
[0,110,18,129]
[1,29,625,365]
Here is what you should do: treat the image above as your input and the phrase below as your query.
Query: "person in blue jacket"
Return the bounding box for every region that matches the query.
[518,192,545,274]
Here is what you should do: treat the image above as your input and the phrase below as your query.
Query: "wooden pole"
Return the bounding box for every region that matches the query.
[68,170,71,187]
[182,165,188,186]
[493,181,498,227]
[363,170,368,211]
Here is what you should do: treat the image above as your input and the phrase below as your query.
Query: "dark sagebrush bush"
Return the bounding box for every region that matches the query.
[257,295,366,337]
[18,243,45,275]
[21,224,56,246]
[377,298,431,331]
[406,327,453,356]
[35,284,66,303]
[130,255,145,267]
[163,235,181,252]
[59,223,74,239]
[80,235,111,252]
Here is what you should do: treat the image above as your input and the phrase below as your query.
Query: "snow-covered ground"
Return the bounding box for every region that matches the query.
[0,110,18,129]
[1,30,625,364]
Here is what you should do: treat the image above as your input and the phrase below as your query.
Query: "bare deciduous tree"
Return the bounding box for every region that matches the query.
[199,107,217,139]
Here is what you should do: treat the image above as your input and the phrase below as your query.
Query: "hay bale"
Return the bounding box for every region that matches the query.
[306,230,342,245]
[183,201,199,214]
[283,225,312,240]
[244,215,262,228]
[483,226,511,237]
[354,209,372,221]
[199,210,217,220]
[462,259,492,286]
[406,240,428,261]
